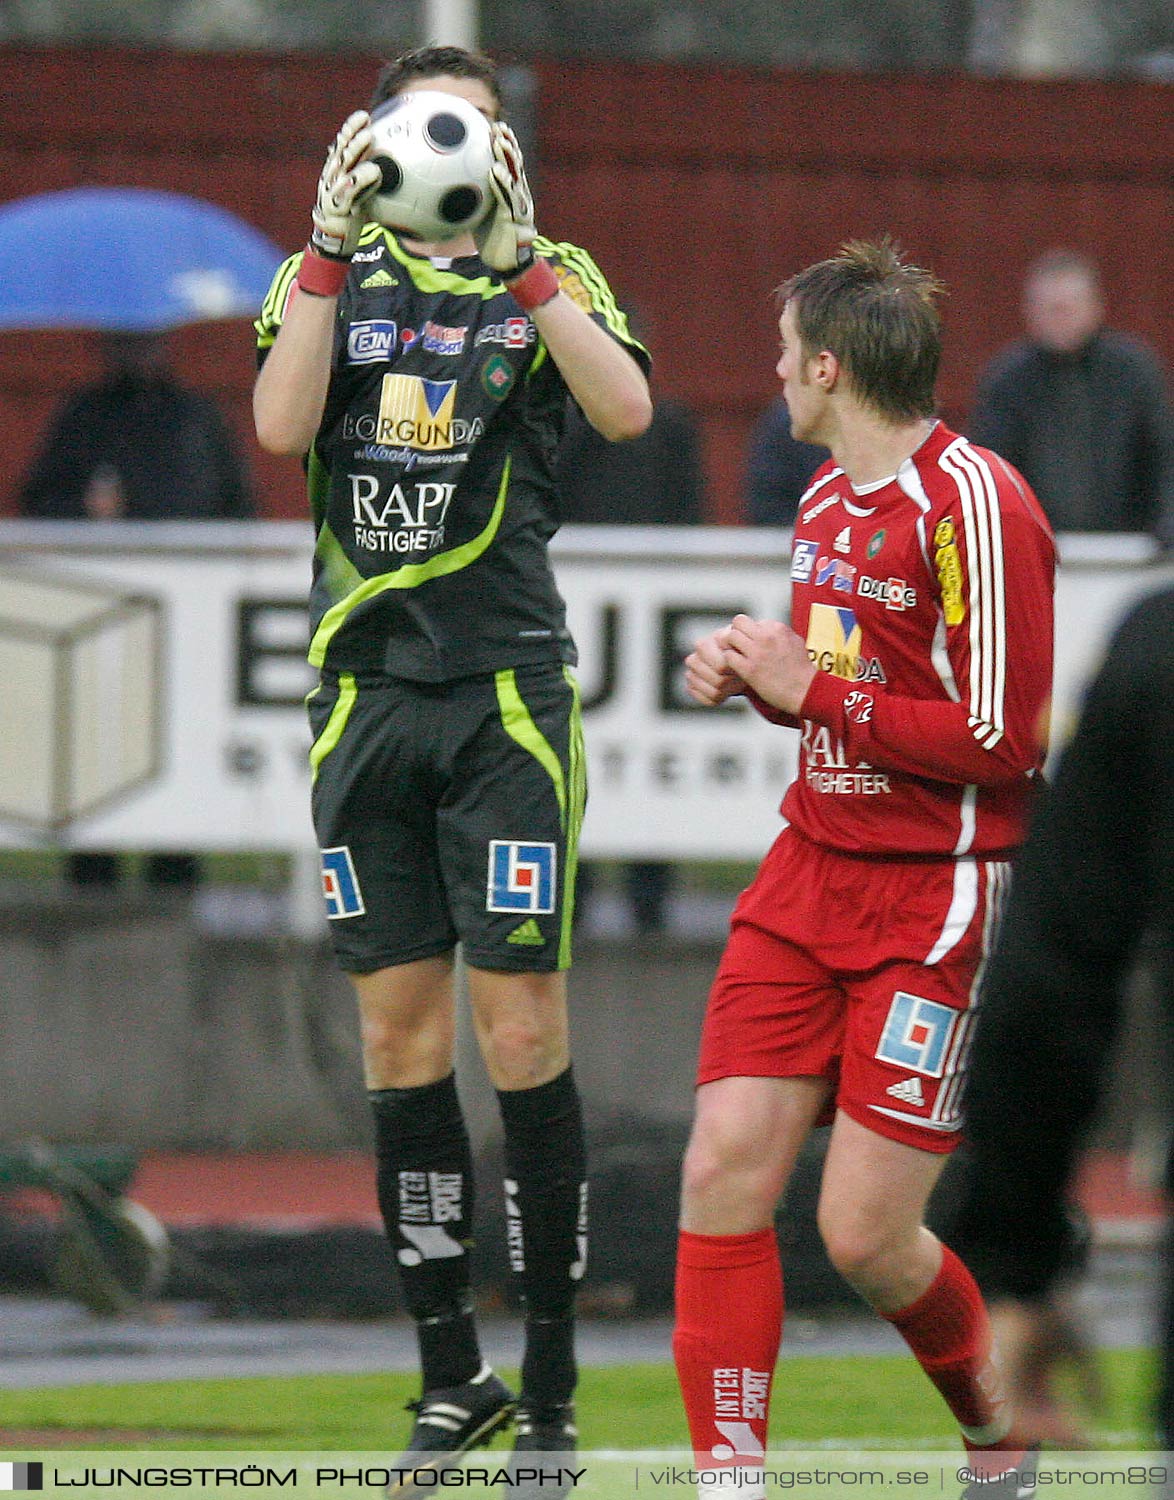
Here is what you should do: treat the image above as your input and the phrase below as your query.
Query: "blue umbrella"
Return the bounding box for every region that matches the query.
[0,186,284,332]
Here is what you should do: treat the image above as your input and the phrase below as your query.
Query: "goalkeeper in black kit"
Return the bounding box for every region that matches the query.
[950,585,1174,1455]
[253,45,651,1494]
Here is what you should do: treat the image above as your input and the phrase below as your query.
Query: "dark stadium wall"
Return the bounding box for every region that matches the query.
[0,45,1170,523]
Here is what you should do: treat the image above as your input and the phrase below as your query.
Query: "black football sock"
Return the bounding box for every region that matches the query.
[497,1066,588,1406]
[370,1074,481,1391]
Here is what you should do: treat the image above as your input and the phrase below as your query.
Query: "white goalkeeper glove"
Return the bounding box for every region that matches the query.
[310,110,382,261]
[474,122,539,276]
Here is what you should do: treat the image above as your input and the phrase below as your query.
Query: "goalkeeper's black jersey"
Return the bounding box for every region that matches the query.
[255,224,648,681]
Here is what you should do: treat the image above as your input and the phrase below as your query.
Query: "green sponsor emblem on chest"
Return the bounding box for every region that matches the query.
[482,352,516,400]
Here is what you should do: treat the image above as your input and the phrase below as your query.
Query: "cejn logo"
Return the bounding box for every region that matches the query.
[347,320,398,364]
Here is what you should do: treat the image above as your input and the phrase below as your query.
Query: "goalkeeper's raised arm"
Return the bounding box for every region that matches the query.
[253,109,381,456]
[475,120,650,442]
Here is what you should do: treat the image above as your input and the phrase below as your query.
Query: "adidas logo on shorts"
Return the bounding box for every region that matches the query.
[506,918,545,946]
[885,1076,925,1107]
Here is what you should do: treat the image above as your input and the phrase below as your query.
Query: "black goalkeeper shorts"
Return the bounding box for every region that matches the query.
[307,662,586,974]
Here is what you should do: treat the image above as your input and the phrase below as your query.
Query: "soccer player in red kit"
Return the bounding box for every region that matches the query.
[672,240,1055,1500]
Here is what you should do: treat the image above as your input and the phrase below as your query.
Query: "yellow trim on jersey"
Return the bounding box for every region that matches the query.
[382,228,502,298]
[307,455,513,668]
[254,251,301,348]
[315,520,364,604]
[535,236,645,350]
[254,232,648,358]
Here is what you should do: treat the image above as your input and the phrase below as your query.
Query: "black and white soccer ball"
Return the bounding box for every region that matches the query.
[366,90,495,243]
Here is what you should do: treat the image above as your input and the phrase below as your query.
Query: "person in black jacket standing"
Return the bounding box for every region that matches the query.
[19,331,253,522]
[743,395,827,527]
[969,250,1174,544]
[19,329,254,892]
[949,585,1174,1450]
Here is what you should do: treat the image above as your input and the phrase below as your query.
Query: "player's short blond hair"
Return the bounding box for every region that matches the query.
[779,238,945,423]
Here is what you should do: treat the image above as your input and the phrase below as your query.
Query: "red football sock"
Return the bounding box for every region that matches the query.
[672,1227,782,1471]
[884,1242,1022,1478]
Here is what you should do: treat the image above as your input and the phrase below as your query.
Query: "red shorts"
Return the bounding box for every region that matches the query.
[697,826,1012,1153]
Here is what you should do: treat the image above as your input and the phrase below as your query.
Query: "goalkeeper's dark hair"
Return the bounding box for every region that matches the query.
[371,46,503,116]
[778,238,945,424]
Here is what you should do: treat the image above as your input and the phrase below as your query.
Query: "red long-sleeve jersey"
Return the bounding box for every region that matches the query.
[759,421,1056,858]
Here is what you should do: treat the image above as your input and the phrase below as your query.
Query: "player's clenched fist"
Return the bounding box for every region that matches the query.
[684,626,745,707]
[723,614,816,716]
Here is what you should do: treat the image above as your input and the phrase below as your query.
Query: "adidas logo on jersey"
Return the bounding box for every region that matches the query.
[886,1077,925,1106]
[360,269,398,289]
[507,918,545,946]
[834,526,852,553]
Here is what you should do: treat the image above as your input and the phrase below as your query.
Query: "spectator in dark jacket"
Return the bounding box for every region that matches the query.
[18,330,254,890]
[969,250,1174,542]
[19,331,253,521]
[556,392,703,527]
[744,395,827,526]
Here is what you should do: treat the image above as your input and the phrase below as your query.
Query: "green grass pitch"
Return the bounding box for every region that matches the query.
[0,1349,1156,1451]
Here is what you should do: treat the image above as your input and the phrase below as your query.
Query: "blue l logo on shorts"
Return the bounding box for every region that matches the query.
[875,992,957,1077]
[320,846,366,919]
[487,841,556,914]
